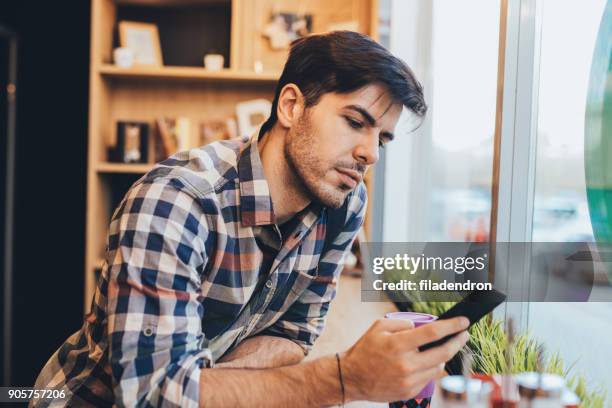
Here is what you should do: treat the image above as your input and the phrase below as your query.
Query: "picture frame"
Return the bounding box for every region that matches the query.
[118,21,163,66]
[262,12,313,50]
[109,121,149,163]
[199,118,237,146]
[235,99,272,137]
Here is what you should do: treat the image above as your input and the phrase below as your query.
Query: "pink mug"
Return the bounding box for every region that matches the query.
[385,312,438,407]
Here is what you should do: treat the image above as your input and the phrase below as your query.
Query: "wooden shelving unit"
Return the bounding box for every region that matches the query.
[85,0,379,310]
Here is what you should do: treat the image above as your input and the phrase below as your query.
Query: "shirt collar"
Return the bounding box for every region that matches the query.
[237,126,325,228]
[238,127,276,226]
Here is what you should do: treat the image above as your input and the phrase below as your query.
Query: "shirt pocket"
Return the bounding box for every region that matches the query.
[264,263,318,315]
[289,243,324,297]
[289,266,319,297]
[291,262,341,301]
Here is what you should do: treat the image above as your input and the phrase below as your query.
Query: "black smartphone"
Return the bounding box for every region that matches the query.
[418,289,507,351]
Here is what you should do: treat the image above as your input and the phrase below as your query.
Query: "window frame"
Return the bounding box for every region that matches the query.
[490,0,543,328]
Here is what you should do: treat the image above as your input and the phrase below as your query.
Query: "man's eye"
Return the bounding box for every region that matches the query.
[345,117,363,130]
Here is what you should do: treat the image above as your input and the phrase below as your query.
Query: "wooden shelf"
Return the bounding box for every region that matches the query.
[115,0,230,5]
[98,64,280,83]
[96,162,153,174]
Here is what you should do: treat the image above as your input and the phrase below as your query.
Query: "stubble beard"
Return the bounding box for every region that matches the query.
[284,115,350,209]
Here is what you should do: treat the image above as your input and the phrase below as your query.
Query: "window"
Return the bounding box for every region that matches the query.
[382,0,500,242]
[381,0,612,401]
[528,0,610,395]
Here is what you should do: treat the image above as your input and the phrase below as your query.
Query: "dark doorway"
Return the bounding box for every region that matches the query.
[0,22,18,388]
[0,2,90,386]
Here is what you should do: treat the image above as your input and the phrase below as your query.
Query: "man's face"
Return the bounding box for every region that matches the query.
[284,83,402,208]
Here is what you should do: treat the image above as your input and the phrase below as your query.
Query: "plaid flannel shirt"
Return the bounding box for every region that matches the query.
[32,130,367,407]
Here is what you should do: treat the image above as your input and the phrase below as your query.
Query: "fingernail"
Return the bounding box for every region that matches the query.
[460,317,470,328]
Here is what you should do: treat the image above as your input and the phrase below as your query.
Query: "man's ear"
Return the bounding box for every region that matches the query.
[276,84,304,129]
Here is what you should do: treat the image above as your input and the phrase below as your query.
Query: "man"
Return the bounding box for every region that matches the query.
[33,31,470,407]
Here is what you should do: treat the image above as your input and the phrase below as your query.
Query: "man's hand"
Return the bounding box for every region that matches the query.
[341,317,470,402]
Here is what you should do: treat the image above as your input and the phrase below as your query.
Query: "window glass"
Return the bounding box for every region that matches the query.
[529,0,611,397]
[383,0,500,242]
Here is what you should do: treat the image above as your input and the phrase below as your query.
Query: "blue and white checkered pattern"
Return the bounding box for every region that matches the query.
[31,131,367,407]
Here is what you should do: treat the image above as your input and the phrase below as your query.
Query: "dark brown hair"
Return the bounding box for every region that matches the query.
[261,30,427,133]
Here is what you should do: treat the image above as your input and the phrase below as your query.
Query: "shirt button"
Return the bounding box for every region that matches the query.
[143,327,154,337]
[265,279,273,289]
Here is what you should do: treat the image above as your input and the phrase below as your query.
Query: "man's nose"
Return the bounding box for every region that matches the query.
[353,132,379,166]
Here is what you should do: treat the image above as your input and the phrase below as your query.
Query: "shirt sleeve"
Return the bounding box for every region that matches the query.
[105,177,211,408]
[261,183,368,354]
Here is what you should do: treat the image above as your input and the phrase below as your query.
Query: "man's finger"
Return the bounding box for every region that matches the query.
[394,363,445,400]
[391,317,469,349]
[415,331,470,367]
[373,318,415,333]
